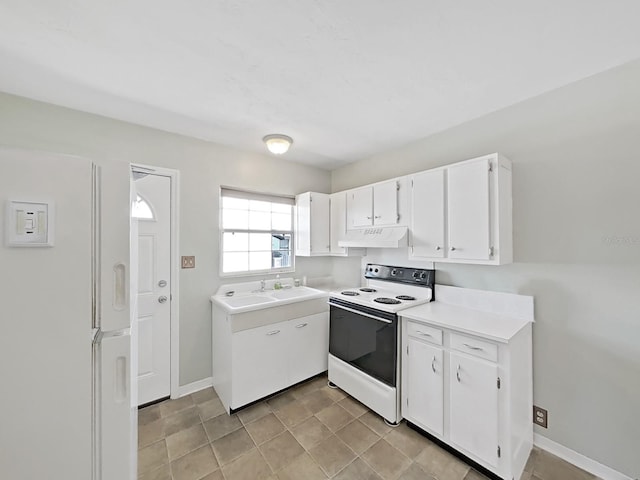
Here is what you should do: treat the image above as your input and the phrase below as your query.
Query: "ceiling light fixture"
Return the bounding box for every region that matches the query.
[263,134,293,155]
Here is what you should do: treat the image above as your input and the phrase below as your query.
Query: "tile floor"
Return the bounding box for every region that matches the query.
[138,374,599,480]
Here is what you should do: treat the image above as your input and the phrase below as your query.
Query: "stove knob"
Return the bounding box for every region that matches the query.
[412,271,420,279]
[391,269,397,276]
[420,272,427,279]
[374,268,379,273]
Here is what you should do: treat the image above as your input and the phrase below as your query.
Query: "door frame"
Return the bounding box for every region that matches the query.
[131,163,181,400]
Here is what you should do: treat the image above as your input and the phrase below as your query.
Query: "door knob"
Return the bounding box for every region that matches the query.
[158,280,167,287]
[158,295,168,304]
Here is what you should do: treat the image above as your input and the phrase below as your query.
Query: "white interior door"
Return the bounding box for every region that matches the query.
[134,173,171,405]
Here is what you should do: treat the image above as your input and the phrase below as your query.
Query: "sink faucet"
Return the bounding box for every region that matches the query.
[260,279,266,292]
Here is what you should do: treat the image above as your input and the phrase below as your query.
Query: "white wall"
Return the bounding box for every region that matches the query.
[331,60,640,477]
[0,92,333,386]
[0,151,94,479]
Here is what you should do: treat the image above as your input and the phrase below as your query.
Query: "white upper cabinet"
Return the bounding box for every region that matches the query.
[329,192,364,256]
[346,179,401,228]
[295,192,330,256]
[347,186,374,227]
[330,192,347,255]
[372,180,399,226]
[410,169,445,259]
[296,191,364,257]
[410,153,512,265]
[447,158,491,261]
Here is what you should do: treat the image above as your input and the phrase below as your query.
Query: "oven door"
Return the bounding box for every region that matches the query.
[328,298,398,387]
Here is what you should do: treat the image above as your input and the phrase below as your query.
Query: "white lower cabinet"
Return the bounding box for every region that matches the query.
[402,318,532,480]
[214,307,329,411]
[449,351,499,468]
[232,322,290,408]
[288,314,330,385]
[405,338,444,436]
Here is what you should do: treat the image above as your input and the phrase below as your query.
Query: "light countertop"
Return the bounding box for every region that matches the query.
[400,301,532,343]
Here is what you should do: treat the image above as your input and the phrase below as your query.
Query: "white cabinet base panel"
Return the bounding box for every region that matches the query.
[401,285,534,480]
[328,354,399,423]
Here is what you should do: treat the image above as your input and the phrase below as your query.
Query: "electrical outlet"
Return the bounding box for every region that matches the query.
[533,405,548,428]
[181,256,195,269]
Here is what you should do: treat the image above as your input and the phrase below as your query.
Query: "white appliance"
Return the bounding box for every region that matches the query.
[328,264,434,424]
[0,147,136,480]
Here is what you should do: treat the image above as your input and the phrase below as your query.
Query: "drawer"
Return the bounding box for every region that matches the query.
[450,333,498,362]
[407,321,443,345]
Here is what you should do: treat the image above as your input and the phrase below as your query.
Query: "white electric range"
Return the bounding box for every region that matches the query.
[328,264,435,424]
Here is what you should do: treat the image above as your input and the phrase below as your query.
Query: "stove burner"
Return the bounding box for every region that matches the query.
[359,288,377,293]
[396,295,416,301]
[374,297,401,305]
[341,291,360,296]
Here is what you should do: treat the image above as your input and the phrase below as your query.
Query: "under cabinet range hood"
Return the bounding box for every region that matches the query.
[338,226,408,248]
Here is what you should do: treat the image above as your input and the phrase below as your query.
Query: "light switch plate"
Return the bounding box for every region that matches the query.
[181,256,195,269]
[6,200,55,247]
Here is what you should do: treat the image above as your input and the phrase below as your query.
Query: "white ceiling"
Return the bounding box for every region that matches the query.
[1,1,639,170]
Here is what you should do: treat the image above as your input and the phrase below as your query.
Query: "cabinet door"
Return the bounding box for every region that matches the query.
[295,193,330,256]
[330,192,346,254]
[232,322,288,408]
[449,351,499,467]
[405,338,444,435]
[347,187,373,227]
[310,193,330,254]
[295,193,312,256]
[373,180,398,226]
[447,159,491,260]
[410,170,445,258]
[288,313,329,385]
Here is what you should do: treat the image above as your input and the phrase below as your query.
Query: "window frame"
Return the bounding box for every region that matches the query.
[219,187,295,277]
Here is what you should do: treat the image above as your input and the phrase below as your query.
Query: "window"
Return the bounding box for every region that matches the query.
[220,188,294,275]
[132,194,155,220]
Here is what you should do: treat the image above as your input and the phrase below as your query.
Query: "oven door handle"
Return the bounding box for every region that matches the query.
[328,301,393,324]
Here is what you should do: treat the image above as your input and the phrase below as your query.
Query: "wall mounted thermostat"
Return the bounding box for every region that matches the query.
[5,200,55,247]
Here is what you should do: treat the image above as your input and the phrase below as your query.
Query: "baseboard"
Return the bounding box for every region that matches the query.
[176,377,213,398]
[534,434,633,480]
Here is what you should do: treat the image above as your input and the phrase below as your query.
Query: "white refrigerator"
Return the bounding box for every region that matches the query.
[0,147,137,480]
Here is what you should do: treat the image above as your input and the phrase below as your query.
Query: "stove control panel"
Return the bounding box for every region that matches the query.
[365,263,435,287]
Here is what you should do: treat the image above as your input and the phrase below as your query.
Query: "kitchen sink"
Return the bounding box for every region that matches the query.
[221,295,276,308]
[270,286,321,300]
[212,285,327,313]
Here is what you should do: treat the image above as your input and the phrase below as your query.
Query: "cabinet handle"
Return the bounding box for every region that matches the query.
[463,343,483,351]
[295,323,308,328]
[456,364,461,382]
[450,247,456,251]
[416,330,432,337]
[431,355,436,373]
[266,330,281,336]
[366,216,372,219]
[374,215,381,219]
[435,246,441,251]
